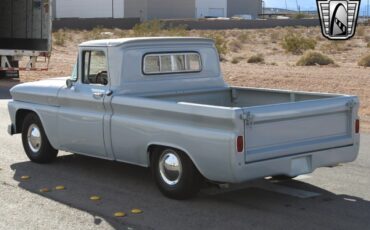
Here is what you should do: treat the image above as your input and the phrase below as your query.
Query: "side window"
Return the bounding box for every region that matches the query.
[82,50,108,85]
[143,52,202,75]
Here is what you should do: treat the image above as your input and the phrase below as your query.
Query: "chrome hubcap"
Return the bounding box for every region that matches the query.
[159,151,182,186]
[27,124,42,152]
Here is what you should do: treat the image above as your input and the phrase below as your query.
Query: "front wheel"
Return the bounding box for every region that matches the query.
[21,113,58,163]
[151,148,202,200]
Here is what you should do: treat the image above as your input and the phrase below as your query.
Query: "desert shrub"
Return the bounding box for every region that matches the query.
[132,20,187,37]
[204,34,228,57]
[82,26,115,40]
[54,29,67,46]
[132,20,162,36]
[113,29,132,38]
[231,56,245,64]
[281,33,317,54]
[358,54,370,67]
[237,32,249,43]
[297,51,334,66]
[247,54,264,63]
[163,23,188,36]
[90,26,105,39]
[229,40,243,52]
[292,13,306,19]
[367,42,370,48]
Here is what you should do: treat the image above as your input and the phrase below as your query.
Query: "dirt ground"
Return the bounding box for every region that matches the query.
[18,26,370,131]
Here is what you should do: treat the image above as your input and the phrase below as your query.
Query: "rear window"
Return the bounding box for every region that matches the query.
[143,52,202,75]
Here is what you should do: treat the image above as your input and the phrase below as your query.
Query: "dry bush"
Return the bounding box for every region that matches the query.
[292,13,307,19]
[358,54,370,67]
[237,32,249,43]
[281,33,317,54]
[82,26,115,40]
[229,40,243,53]
[204,34,228,57]
[53,29,67,46]
[132,20,188,37]
[247,54,264,63]
[296,51,334,66]
[132,20,163,36]
[231,56,245,64]
[367,42,370,48]
[113,29,132,38]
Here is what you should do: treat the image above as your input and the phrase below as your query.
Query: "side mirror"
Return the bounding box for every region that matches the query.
[66,79,74,89]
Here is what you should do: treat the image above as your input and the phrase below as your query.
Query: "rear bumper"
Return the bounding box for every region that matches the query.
[231,143,360,183]
[8,124,15,135]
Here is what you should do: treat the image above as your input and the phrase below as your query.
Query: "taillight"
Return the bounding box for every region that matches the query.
[355,119,360,134]
[236,136,244,153]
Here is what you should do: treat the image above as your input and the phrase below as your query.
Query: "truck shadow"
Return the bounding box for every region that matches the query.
[10,154,370,230]
[0,79,19,99]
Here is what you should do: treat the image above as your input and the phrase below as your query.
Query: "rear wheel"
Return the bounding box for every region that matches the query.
[21,113,58,163]
[0,56,19,78]
[151,148,202,200]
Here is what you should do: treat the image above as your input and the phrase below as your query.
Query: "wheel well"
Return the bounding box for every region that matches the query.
[147,144,205,181]
[147,145,199,170]
[147,145,161,165]
[15,109,36,133]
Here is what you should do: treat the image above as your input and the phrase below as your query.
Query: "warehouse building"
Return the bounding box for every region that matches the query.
[53,0,262,20]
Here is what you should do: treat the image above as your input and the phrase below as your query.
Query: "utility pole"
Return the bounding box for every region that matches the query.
[112,0,114,18]
[368,0,369,20]
[285,0,288,10]
[296,0,300,12]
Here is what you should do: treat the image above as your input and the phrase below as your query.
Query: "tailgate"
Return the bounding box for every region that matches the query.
[243,97,358,163]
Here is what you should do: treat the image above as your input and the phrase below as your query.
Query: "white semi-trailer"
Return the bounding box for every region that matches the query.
[0,0,52,78]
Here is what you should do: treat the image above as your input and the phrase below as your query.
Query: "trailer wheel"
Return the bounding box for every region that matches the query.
[151,148,202,200]
[21,113,58,163]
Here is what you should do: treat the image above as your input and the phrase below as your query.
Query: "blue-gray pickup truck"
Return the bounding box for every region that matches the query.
[7,37,360,199]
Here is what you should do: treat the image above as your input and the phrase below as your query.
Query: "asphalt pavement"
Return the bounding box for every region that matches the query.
[0,82,369,230]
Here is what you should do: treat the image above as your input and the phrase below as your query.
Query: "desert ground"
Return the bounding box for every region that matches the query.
[19,24,370,131]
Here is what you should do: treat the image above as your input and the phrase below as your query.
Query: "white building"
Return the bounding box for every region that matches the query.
[53,0,262,20]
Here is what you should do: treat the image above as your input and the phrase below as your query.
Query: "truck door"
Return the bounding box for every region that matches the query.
[57,48,110,157]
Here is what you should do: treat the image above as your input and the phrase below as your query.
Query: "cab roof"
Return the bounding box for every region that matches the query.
[79,37,214,47]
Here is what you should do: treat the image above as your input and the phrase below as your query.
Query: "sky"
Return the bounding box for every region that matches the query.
[264,0,369,15]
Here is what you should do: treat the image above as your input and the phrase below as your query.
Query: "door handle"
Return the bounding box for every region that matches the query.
[92,92,104,99]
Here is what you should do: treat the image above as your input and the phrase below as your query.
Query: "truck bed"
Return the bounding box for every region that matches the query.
[148,87,339,108]
[148,87,358,166]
